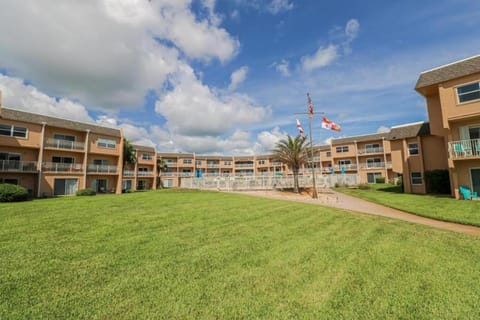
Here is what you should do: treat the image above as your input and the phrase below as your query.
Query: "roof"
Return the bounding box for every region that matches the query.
[132,144,156,152]
[415,55,480,90]
[1,107,121,137]
[331,132,389,145]
[386,122,430,140]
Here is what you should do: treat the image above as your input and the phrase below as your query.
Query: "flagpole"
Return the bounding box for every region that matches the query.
[308,113,318,199]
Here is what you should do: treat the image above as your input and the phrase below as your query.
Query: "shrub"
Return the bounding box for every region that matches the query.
[425,170,451,194]
[375,177,386,184]
[76,188,96,196]
[358,183,371,190]
[0,183,29,202]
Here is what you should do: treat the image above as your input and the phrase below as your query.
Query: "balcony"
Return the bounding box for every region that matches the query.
[166,162,177,167]
[271,162,283,166]
[333,164,358,171]
[358,147,384,155]
[360,162,392,169]
[45,138,85,151]
[161,172,177,177]
[235,163,254,168]
[206,163,219,168]
[43,162,83,173]
[123,170,135,177]
[448,139,480,159]
[0,160,37,172]
[137,171,154,177]
[87,164,118,174]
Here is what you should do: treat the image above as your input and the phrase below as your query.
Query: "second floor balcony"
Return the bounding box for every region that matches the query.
[45,138,85,151]
[360,161,392,169]
[123,170,135,177]
[43,162,83,173]
[137,171,154,177]
[358,147,384,155]
[87,164,118,174]
[448,139,480,159]
[235,163,254,168]
[0,160,37,172]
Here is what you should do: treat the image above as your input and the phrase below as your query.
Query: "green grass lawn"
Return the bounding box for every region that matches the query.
[337,184,480,227]
[1,190,480,319]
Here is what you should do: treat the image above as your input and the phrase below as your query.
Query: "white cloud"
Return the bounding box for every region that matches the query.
[0,74,92,123]
[376,126,390,133]
[301,45,338,72]
[253,127,287,153]
[267,0,294,14]
[0,0,238,111]
[345,19,360,41]
[274,59,291,76]
[155,64,271,136]
[228,66,249,91]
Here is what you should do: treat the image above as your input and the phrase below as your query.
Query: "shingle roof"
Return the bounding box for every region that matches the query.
[1,107,121,137]
[386,122,430,140]
[133,144,156,152]
[331,132,389,145]
[415,55,480,90]
[157,152,195,158]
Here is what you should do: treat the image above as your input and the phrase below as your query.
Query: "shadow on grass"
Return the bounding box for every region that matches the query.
[375,185,403,193]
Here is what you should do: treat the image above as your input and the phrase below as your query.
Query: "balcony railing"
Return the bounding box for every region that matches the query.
[358,147,384,155]
[448,139,480,159]
[360,162,392,169]
[271,162,283,166]
[123,170,135,177]
[87,164,118,174]
[235,163,254,168]
[161,172,177,176]
[43,162,83,173]
[166,162,177,167]
[137,171,154,177]
[45,138,85,151]
[207,164,219,168]
[333,164,358,171]
[0,160,37,172]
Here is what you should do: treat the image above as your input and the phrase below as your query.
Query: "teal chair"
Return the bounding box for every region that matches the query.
[453,143,465,157]
[459,186,478,200]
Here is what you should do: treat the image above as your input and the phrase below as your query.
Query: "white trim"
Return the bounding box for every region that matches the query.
[455,81,480,105]
[408,142,419,156]
[410,172,423,185]
[390,121,426,129]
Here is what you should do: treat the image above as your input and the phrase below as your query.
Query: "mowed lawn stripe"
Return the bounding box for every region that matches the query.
[1,190,479,319]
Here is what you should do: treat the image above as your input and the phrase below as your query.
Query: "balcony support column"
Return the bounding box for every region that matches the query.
[36,122,46,198]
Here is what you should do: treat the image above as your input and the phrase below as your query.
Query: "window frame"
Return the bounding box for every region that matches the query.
[141,153,153,160]
[456,82,480,104]
[411,172,423,185]
[336,146,349,153]
[97,138,116,149]
[408,142,419,156]
[0,124,28,139]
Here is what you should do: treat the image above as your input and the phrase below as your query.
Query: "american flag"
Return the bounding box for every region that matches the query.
[307,93,314,118]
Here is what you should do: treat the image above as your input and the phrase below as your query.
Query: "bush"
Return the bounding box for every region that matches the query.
[358,183,371,190]
[425,170,451,194]
[76,188,96,196]
[0,183,29,202]
[375,177,386,184]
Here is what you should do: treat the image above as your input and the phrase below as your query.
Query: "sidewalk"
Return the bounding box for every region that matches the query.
[234,189,480,236]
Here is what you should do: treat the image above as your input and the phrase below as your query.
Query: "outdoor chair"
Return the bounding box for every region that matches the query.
[459,185,478,200]
[453,143,465,157]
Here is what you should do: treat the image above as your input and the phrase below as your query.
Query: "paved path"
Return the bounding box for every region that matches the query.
[233,189,480,236]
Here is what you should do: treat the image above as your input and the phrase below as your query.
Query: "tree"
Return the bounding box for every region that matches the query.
[156,158,168,188]
[272,135,308,193]
[123,139,137,169]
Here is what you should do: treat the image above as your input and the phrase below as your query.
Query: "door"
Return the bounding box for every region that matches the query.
[471,169,480,195]
[54,179,78,195]
[92,179,107,193]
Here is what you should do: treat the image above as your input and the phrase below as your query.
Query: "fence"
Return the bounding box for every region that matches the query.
[180,174,359,191]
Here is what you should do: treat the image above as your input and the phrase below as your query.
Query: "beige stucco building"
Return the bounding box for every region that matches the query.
[415,55,480,198]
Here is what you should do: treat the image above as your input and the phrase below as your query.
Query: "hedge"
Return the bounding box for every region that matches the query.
[76,188,97,196]
[0,183,29,202]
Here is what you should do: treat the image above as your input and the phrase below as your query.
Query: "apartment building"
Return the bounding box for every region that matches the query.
[387,122,448,194]
[0,102,125,196]
[415,55,480,198]
[122,144,157,192]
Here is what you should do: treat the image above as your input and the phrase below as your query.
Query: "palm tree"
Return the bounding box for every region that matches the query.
[272,135,308,193]
[156,158,168,188]
[123,139,137,169]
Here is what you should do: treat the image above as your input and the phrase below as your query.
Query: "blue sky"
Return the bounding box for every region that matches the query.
[0,0,480,154]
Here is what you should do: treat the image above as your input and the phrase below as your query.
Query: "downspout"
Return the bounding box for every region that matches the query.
[382,137,388,183]
[36,122,47,197]
[82,129,90,189]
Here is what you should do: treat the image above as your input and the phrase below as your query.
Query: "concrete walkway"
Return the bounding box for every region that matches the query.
[234,189,480,236]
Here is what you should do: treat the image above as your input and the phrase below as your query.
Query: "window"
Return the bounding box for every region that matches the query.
[97,138,116,149]
[338,160,351,165]
[326,151,331,157]
[138,167,148,172]
[142,153,153,160]
[183,159,192,164]
[336,146,349,153]
[54,179,78,195]
[411,172,423,185]
[54,133,75,141]
[93,159,108,166]
[0,124,27,138]
[52,156,74,164]
[224,161,231,165]
[196,160,202,165]
[408,142,419,155]
[365,143,381,153]
[367,172,383,184]
[457,82,480,103]
[258,160,265,165]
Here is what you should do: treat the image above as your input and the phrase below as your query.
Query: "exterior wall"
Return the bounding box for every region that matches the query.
[41,173,84,197]
[0,118,43,149]
[0,173,37,195]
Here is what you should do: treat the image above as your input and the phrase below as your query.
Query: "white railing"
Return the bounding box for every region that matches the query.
[358,147,384,155]
[87,164,118,174]
[271,162,283,166]
[161,172,177,176]
[45,138,85,151]
[333,164,358,171]
[123,170,135,177]
[235,163,254,168]
[137,171,154,177]
[360,161,392,169]
[166,162,177,167]
[0,160,37,172]
[207,164,219,168]
[448,139,480,159]
[43,162,83,173]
